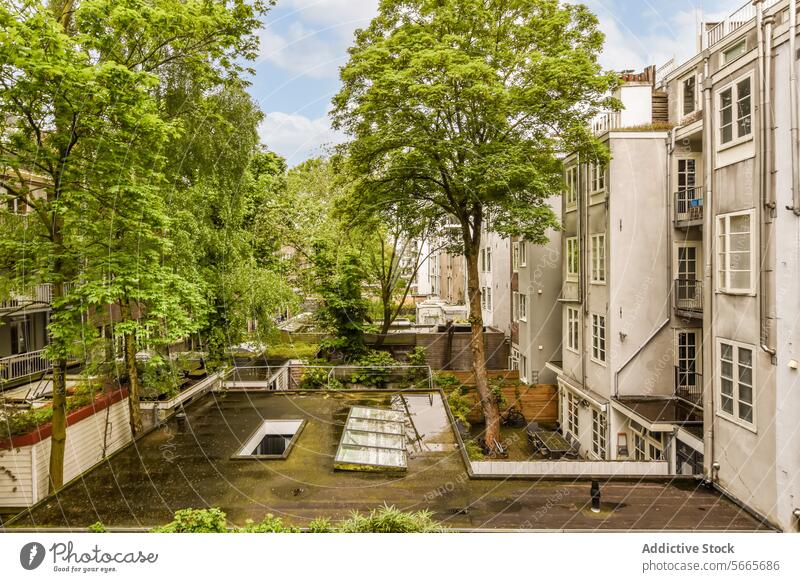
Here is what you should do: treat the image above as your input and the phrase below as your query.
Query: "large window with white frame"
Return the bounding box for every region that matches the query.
[591,409,607,459]
[518,292,527,322]
[566,237,579,280]
[566,392,578,438]
[718,75,752,146]
[591,233,605,284]
[590,163,605,194]
[591,313,606,364]
[567,307,580,353]
[565,165,578,210]
[682,74,696,117]
[716,209,754,294]
[717,339,755,428]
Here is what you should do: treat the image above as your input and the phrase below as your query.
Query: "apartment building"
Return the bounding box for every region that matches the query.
[656,0,800,532]
[545,66,681,466]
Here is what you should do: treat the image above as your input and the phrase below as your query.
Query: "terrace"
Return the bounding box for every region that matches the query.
[4,388,765,531]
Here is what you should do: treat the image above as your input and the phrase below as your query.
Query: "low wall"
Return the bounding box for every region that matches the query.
[0,390,132,508]
[470,460,671,478]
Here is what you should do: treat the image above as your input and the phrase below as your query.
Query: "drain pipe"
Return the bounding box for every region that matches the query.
[790,0,800,215]
[702,55,716,481]
[757,2,777,357]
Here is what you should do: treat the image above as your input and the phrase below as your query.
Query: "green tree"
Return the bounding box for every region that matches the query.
[332,0,617,448]
[0,0,268,488]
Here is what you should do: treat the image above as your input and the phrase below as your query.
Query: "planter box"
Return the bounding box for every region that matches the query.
[0,389,132,508]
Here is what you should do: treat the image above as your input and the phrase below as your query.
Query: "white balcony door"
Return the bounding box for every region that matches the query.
[676,330,701,397]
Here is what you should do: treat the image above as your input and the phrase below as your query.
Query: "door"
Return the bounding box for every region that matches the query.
[676,244,702,308]
[676,159,698,216]
[676,330,700,399]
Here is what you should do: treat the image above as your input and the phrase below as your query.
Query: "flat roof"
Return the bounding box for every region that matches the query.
[614,397,704,428]
[4,391,764,531]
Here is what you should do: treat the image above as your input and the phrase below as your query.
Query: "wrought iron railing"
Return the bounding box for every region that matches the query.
[675,279,703,313]
[675,366,702,402]
[675,187,703,224]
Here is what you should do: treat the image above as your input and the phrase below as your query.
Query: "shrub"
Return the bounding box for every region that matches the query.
[446,385,472,429]
[299,360,330,389]
[350,350,397,388]
[88,521,107,533]
[237,514,299,533]
[489,376,508,409]
[465,439,485,460]
[139,355,180,400]
[266,342,319,361]
[0,406,54,439]
[66,383,101,412]
[152,508,228,533]
[338,505,444,533]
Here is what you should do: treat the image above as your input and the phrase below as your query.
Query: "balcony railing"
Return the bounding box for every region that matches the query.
[0,283,53,311]
[0,349,50,384]
[675,366,702,403]
[703,0,781,49]
[674,279,703,314]
[591,111,621,135]
[675,187,703,224]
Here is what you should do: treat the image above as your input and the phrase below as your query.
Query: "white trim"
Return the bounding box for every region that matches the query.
[715,338,757,433]
[591,313,607,366]
[715,72,753,150]
[590,233,606,284]
[566,306,580,354]
[565,236,579,281]
[565,165,578,211]
[715,208,756,295]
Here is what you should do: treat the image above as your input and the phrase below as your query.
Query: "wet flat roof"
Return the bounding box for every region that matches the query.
[614,397,704,427]
[4,391,765,531]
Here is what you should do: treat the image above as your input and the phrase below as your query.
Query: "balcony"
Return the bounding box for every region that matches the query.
[674,187,703,227]
[0,349,50,384]
[703,0,781,49]
[591,111,621,135]
[675,366,702,405]
[674,279,702,318]
[0,284,53,313]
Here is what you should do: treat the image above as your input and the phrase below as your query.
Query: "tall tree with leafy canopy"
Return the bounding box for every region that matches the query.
[0,0,269,489]
[332,0,618,449]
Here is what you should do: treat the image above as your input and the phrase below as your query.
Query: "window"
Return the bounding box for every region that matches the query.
[718,339,755,427]
[591,234,605,283]
[512,242,520,272]
[481,247,492,272]
[509,347,520,371]
[722,39,746,64]
[591,313,606,364]
[518,293,527,322]
[519,354,528,383]
[682,75,696,117]
[719,76,752,145]
[590,164,605,194]
[512,291,519,321]
[567,307,580,353]
[565,166,578,209]
[566,392,578,438]
[592,409,607,459]
[234,420,305,459]
[631,423,663,461]
[566,237,579,280]
[518,242,526,267]
[717,210,754,294]
[481,286,492,311]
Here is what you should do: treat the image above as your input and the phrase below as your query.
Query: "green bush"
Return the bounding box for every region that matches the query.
[489,376,508,409]
[139,355,180,400]
[66,383,101,412]
[338,505,444,533]
[0,406,54,439]
[152,508,228,532]
[266,342,319,361]
[350,350,397,388]
[299,360,330,389]
[465,439,485,460]
[88,521,107,533]
[238,514,299,533]
[446,385,472,429]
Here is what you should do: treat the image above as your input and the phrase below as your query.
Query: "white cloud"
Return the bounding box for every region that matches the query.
[259,111,347,165]
[259,22,343,78]
[277,0,379,28]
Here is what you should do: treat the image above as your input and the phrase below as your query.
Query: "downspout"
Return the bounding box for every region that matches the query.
[702,55,716,481]
[578,155,588,395]
[756,0,777,357]
[790,0,800,215]
[668,129,676,318]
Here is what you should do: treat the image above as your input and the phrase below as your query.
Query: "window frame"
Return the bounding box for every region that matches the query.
[566,307,580,354]
[591,409,607,459]
[716,209,755,295]
[590,233,606,284]
[518,292,527,322]
[518,241,526,267]
[565,237,579,281]
[512,241,520,272]
[716,73,753,149]
[566,392,579,439]
[721,39,747,66]
[565,165,578,210]
[681,73,697,118]
[716,338,757,431]
[591,313,607,365]
[589,163,606,197]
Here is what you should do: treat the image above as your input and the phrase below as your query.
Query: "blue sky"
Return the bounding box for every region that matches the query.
[250,0,737,165]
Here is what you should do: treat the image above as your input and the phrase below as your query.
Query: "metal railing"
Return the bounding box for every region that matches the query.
[675,366,702,402]
[704,0,781,49]
[0,283,53,311]
[674,279,703,313]
[0,349,50,383]
[675,187,704,223]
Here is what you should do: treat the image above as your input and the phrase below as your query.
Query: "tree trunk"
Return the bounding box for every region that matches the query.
[464,234,501,451]
[120,300,143,436]
[48,356,68,493]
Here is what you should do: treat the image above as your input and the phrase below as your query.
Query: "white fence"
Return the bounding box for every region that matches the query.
[704,0,782,49]
[0,283,53,311]
[470,460,670,478]
[0,349,50,383]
